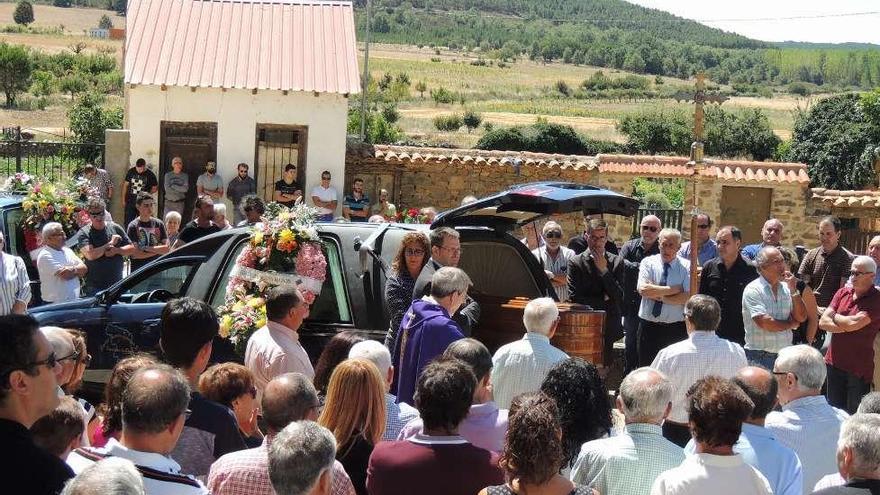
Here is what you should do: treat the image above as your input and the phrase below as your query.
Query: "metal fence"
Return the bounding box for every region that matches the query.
[0,127,104,180]
[630,208,683,238]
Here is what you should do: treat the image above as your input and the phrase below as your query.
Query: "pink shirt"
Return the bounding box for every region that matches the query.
[244,321,314,403]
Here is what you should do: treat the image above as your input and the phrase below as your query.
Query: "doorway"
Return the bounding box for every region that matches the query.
[159,121,218,221]
[720,186,772,244]
[254,125,308,202]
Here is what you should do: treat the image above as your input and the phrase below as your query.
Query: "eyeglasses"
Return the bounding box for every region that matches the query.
[27,352,58,371]
[88,211,104,217]
[57,350,81,363]
[772,370,798,380]
[544,231,563,239]
[405,248,425,257]
[321,176,331,180]
[440,246,461,255]
[641,225,658,232]
[697,224,710,229]
[850,270,873,277]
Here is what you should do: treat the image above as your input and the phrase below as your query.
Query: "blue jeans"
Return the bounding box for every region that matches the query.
[745,349,778,371]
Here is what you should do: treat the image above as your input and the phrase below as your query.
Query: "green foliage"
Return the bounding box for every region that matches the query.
[67,92,122,160]
[462,109,482,132]
[787,81,814,96]
[632,177,685,208]
[13,1,34,26]
[414,80,427,98]
[58,72,88,98]
[380,104,399,123]
[98,14,113,29]
[430,86,455,105]
[581,72,650,91]
[113,0,126,15]
[30,69,53,96]
[617,110,692,155]
[475,121,622,155]
[788,93,877,190]
[554,79,570,97]
[347,108,404,144]
[53,0,71,6]
[433,113,462,131]
[0,42,32,107]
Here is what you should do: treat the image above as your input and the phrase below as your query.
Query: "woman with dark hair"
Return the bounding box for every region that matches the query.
[198,362,262,447]
[480,392,595,495]
[313,331,367,398]
[540,358,613,473]
[91,354,158,447]
[383,231,431,347]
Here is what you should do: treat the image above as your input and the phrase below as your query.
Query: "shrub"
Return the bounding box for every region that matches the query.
[430,86,455,104]
[68,92,122,160]
[433,113,462,132]
[53,0,71,6]
[414,80,427,98]
[30,70,54,97]
[462,110,482,133]
[13,1,34,26]
[643,191,672,209]
[787,81,813,97]
[98,14,113,30]
[0,42,32,107]
[381,104,399,123]
[347,109,403,144]
[554,79,571,96]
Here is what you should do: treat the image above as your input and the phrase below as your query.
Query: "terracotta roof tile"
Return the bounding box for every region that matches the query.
[126,0,360,95]
[354,144,600,171]
[810,188,880,208]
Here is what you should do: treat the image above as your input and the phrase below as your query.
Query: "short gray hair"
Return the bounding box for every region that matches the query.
[755,246,781,269]
[41,326,75,358]
[42,222,63,238]
[542,221,562,236]
[853,255,877,274]
[684,295,721,332]
[121,364,191,434]
[214,202,227,218]
[348,340,392,378]
[164,211,182,224]
[430,266,472,298]
[61,457,145,495]
[269,421,337,495]
[619,367,673,422]
[658,228,681,244]
[522,297,559,335]
[838,413,880,474]
[775,345,826,391]
[858,392,880,414]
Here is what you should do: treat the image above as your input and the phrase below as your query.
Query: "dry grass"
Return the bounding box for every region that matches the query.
[0,3,123,33]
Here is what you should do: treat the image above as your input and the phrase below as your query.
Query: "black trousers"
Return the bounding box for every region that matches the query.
[827,364,870,415]
[637,319,687,367]
[662,421,691,448]
[623,312,640,374]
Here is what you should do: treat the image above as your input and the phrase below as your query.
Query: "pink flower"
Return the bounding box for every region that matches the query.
[295,242,327,281]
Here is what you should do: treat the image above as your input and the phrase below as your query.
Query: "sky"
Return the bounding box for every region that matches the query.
[625,0,880,45]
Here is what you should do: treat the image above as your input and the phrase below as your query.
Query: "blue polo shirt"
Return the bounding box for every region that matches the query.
[343,193,370,222]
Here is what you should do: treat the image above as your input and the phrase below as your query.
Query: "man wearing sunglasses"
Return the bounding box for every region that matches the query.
[619,214,662,374]
[819,256,880,414]
[532,221,575,302]
[0,314,73,494]
[76,197,132,296]
[677,213,717,266]
[36,222,87,304]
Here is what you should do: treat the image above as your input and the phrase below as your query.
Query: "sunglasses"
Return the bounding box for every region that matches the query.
[641,225,659,232]
[697,224,710,229]
[88,211,104,217]
[28,352,58,371]
[544,231,563,239]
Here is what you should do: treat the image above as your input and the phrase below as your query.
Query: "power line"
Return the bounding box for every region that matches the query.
[697,11,880,23]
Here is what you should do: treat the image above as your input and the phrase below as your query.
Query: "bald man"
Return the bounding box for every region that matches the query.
[619,214,662,373]
[742,219,784,263]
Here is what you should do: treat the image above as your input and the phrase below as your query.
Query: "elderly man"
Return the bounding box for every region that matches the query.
[685,367,804,495]
[636,228,690,367]
[534,221,576,302]
[161,298,247,477]
[0,315,73,495]
[620,214,662,373]
[568,218,625,360]
[572,367,684,495]
[348,340,419,441]
[812,414,880,495]
[412,227,480,334]
[678,213,717,265]
[393,266,471,405]
[37,222,87,304]
[173,195,221,248]
[41,326,77,392]
[163,156,189,216]
[207,373,355,495]
[819,256,880,414]
[0,231,31,315]
[741,246,806,370]
[61,458,145,495]
[491,297,569,409]
[268,421,338,495]
[699,226,758,345]
[801,216,855,348]
[226,163,256,225]
[245,287,314,401]
[766,345,850,492]
[742,218,784,263]
[67,364,208,494]
[814,392,880,491]
[651,294,748,446]
[651,376,772,495]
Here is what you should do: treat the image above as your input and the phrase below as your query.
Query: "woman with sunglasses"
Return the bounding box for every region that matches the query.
[199,362,263,447]
[383,232,431,347]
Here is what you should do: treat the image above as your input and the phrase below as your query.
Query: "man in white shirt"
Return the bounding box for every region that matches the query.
[36,222,86,304]
[572,367,684,495]
[532,221,575,302]
[245,286,313,402]
[651,294,748,446]
[766,345,849,493]
[651,376,772,495]
[67,364,209,495]
[310,170,338,222]
[491,297,568,409]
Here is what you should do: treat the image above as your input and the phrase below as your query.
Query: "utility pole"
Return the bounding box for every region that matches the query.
[359,0,372,141]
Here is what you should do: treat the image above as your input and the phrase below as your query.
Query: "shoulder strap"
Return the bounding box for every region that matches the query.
[72,448,202,488]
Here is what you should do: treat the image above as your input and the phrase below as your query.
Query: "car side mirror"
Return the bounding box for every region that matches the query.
[94,289,110,305]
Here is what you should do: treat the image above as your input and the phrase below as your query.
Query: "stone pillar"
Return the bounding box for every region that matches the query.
[104,129,131,223]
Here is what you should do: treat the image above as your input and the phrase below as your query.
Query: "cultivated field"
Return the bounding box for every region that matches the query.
[0,3,123,33]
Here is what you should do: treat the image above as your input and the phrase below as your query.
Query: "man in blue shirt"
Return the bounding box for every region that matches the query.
[678,213,717,265]
[343,178,370,222]
[742,218,784,263]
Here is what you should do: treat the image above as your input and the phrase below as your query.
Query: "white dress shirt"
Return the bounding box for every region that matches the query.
[650,331,748,423]
[765,395,849,494]
[310,185,338,215]
[244,320,314,403]
[651,453,772,495]
[638,254,690,323]
[36,246,81,303]
[0,252,30,314]
[491,332,569,409]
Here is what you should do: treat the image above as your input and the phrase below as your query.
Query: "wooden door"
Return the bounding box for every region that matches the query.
[254,125,308,202]
[720,186,772,245]
[160,122,217,220]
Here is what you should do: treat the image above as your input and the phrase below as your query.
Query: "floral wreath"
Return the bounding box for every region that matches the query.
[395,207,431,224]
[218,202,328,356]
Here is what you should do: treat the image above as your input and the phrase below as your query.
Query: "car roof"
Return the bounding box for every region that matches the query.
[0,192,24,208]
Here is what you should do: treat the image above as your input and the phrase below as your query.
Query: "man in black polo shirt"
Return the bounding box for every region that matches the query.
[160,298,246,478]
[618,214,661,373]
[0,314,73,494]
[699,226,758,346]
[568,214,619,256]
[77,197,132,295]
[173,195,221,249]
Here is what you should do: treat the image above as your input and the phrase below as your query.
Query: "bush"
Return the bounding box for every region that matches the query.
[53,0,71,6]
[430,86,455,104]
[554,80,571,96]
[787,81,813,97]
[14,1,34,26]
[68,92,122,159]
[433,113,462,132]
[476,122,623,155]
[98,14,113,30]
[30,69,54,96]
[643,191,672,209]
[462,110,482,133]
[381,104,399,123]
[347,109,403,144]
[414,80,427,98]
[0,42,32,107]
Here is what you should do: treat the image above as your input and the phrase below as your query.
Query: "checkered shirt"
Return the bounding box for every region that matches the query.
[207,437,355,495]
[742,276,793,353]
[384,393,419,441]
[798,245,854,307]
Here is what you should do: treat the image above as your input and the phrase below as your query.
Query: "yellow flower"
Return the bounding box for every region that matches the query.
[255,317,266,329]
[252,232,264,246]
[232,301,244,312]
[247,297,265,309]
[219,315,232,338]
[38,200,48,210]
[278,229,295,244]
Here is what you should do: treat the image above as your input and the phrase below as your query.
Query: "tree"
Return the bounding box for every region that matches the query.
[13,1,34,26]
[462,110,482,133]
[53,0,71,6]
[98,14,113,30]
[414,80,427,98]
[788,93,877,190]
[59,72,88,99]
[0,42,32,107]
[114,0,126,15]
[617,110,692,155]
[68,92,123,160]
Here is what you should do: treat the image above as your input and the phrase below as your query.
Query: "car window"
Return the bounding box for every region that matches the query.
[211,237,351,324]
[3,207,27,260]
[119,259,201,302]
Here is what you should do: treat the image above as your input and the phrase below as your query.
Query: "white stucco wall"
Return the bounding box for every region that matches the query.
[127,85,349,216]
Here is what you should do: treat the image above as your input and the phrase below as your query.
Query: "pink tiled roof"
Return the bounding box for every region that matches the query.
[348,144,600,170]
[125,0,361,95]
[810,188,880,208]
[597,154,811,184]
